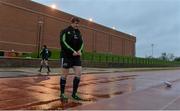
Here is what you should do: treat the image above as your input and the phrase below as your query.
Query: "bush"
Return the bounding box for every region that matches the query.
[19,50,180,66]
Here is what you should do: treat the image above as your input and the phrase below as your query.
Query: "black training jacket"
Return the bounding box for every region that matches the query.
[60,26,83,58]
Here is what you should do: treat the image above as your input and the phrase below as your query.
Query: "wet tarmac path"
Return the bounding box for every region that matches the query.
[1,69,180,110]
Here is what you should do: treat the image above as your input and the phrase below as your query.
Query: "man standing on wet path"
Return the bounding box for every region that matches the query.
[59,17,84,101]
[38,45,51,75]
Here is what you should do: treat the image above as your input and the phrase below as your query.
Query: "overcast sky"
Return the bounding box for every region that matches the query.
[32,0,180,58]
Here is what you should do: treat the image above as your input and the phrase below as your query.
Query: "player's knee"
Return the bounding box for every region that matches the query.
[75,73,81,78]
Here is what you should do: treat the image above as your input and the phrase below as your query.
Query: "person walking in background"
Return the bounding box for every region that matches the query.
[59,17,84,101]
[38,45,51,75]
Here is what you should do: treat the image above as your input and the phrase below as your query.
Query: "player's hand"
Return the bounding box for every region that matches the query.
[77,50,82,56]
[73,51,78,56]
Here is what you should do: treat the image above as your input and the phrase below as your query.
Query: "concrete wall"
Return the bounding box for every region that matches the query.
[0,0,136,56]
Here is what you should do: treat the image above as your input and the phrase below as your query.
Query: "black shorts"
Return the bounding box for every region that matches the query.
[42,57,48,60]
[60,57,81,68]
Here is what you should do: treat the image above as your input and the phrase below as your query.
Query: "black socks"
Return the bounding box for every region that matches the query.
[60,77,66,94]
[60,76,81,95]
[39,65,50,72]
[39,65,43,72]
[72,76,80,95]
[47,65,50,72]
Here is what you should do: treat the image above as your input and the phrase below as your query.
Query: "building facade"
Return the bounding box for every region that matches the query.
[0,0,136,56]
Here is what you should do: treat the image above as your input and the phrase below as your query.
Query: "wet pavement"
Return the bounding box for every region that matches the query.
[0,69,180,110]
[0,67,180,78]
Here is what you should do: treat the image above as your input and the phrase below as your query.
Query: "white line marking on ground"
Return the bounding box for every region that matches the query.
[160,95,180,110]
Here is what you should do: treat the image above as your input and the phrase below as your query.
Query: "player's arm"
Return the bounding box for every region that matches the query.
[77,36,84,56]
[61,31,77,55]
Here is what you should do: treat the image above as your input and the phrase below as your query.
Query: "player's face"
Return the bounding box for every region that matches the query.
[72,21,79,29]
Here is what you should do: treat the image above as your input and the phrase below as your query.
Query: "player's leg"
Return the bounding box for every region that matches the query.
[72,57,82,100]
[60,58,71,100]
[60,68,69,100]
[39,59,44,72]
[45,59,51,73]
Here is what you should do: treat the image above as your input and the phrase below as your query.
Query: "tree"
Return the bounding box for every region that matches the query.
[159,53,168,61]
[174,57,180,61]
[167,53,175,61]
[159,53,175,61]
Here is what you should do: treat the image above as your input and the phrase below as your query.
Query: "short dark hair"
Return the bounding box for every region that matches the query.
[43,45,47,48]
[71,17,80,23]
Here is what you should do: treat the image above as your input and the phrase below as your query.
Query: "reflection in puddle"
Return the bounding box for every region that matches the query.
[33,76,50,83]
[60,101,82,110]
[1,73,137,110]
[88,91,124,99]
[79,76,136,87]
[24,100,82,110]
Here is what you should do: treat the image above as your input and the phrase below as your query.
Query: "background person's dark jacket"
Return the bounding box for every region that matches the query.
[40,48,49,59]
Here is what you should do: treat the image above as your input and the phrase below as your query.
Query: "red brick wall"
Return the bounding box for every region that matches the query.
[0,0,136,56]
[96,32,109,53]
[112,36,123,55]
[80,27,94,52]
